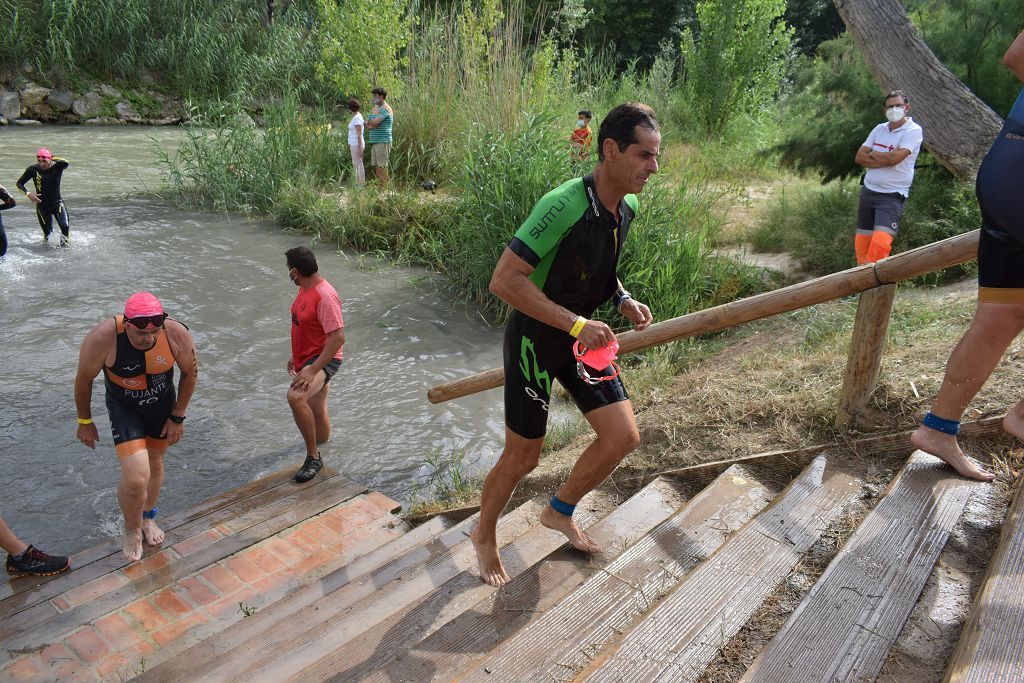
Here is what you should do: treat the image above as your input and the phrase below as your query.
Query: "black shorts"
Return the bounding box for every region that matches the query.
[976,118,1024,303]
[106,393,175,454]
[856,187,905,236]
[503,311,628,439]
[303,356,342,383]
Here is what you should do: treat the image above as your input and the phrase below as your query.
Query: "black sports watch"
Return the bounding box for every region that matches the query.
[169,414,186,424]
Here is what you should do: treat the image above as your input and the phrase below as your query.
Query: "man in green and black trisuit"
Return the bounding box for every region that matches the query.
[16,147,71,246]
[472,102,658,587]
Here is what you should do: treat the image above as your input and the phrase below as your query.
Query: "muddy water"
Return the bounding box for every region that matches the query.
[0,125,505,554]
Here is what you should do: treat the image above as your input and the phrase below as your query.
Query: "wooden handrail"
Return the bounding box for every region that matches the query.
[427,230,979,404]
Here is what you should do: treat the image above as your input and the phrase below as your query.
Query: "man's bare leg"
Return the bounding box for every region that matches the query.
[540,401,640,553]
[472,429,543,587]
[375,166,389,186]
[911,302,1024,480]
[309,382,331,445]
[288,371,328,460]
[118,447,150,562]
[142,447,166,545]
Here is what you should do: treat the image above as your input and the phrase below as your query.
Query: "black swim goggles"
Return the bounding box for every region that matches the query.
[125,313,168,329]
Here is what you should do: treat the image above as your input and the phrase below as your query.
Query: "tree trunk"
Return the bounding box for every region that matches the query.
[833,0,1003,179]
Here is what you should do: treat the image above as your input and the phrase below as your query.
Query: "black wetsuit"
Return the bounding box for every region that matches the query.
[503,174,637,439]
[16,158,70,242]
[0,186,14,257]
[976,87,1024,302]
[103,315,178,453]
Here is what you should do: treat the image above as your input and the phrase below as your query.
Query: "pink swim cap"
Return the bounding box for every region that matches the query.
[36,148,52,159]
[124,292,164,317]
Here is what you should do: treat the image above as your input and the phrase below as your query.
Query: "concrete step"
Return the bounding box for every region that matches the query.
[742,451,979,683]
[942,470,1024,683]
[301,477,691,682]
[576,453,863,683]
[456,464,778,683]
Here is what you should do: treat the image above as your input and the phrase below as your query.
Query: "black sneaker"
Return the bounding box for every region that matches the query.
[6,546,70,577]
[294,453,323,483]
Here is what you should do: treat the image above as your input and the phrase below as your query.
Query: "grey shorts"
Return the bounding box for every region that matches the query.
[856,187,906,236]
[302,356,342,383]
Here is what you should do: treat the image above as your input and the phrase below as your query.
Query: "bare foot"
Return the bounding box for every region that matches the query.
[1004,410,1024,442]
[470,526,510,587]
[911,426,996,481]
[539,505,601,554]
[142,518,165,546]
[123,529,143,562]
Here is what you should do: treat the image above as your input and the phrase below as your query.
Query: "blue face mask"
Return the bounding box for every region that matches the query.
[577,119,586,127]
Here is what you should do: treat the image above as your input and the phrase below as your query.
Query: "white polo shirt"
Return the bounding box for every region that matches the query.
[862,117,924,197]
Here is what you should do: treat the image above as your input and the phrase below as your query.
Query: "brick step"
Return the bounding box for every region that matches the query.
[141,495,549,681]
[0,465,325,613]
[0,472,381,680]
[455,464,779,683]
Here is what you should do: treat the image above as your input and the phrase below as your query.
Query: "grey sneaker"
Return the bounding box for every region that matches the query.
[294,453,323,483]
[6,546,70,577]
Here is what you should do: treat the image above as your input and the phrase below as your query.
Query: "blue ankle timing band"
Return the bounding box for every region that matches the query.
[550,496,576,517]
[922,412,960,436]
[142,508,158,520]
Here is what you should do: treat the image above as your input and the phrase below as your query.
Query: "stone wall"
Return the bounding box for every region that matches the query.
[0,82,186,126]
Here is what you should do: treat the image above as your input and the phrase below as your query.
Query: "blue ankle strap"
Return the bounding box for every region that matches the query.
[142,508,158,520]
[550,496,576,517]
[922,412,960,436]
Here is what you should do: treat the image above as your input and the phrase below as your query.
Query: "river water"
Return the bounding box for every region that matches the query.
[0,125,505,555]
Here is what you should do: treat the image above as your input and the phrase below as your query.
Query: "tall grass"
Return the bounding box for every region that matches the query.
[0,0,314,98]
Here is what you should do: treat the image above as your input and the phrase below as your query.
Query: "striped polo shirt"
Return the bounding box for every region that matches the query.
[367,104,393,144]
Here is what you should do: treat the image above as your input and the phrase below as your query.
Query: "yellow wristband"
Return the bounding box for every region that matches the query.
[77,417,93,425]
[569,316,587,338]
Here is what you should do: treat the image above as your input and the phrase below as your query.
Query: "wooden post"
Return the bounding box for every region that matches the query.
[836,284,897,430]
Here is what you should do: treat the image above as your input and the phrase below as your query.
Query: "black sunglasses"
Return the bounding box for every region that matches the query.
[126,313,168,329]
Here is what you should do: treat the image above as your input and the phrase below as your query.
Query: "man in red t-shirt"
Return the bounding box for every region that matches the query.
[285,246,345,482]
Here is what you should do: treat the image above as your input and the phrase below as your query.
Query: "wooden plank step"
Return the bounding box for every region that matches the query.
[141,496,549,682]
[575,453,863,683]
[0,474,366,659]
[136,512,456,682]
[456,464,778,683]
[741,451,979,683]
[0,505,407,681]
[298,478,689,682]
[0,465,338,616]
[942,476,1024,682]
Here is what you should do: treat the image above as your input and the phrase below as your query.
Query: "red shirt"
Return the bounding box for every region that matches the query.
[570,126,593,159]
[291,279,344,367]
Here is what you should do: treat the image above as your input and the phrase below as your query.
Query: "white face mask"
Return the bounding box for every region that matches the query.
[885,106,905,123]
[577,119,586,127]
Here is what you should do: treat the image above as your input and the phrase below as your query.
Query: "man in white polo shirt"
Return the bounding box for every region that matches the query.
[853,89,924,264]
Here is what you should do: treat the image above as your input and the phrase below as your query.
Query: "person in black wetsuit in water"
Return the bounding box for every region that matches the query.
[16,147,71,246]
[0,185,14,257]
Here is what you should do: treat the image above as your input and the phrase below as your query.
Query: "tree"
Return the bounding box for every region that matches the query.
[680,0,792,135]
[832,0,1003,179]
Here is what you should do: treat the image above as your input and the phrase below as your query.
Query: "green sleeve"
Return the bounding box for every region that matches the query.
[509,178,587,266]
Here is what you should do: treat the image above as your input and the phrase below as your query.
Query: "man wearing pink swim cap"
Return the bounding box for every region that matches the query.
[16,147,72,246]
[74,292,198,562]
